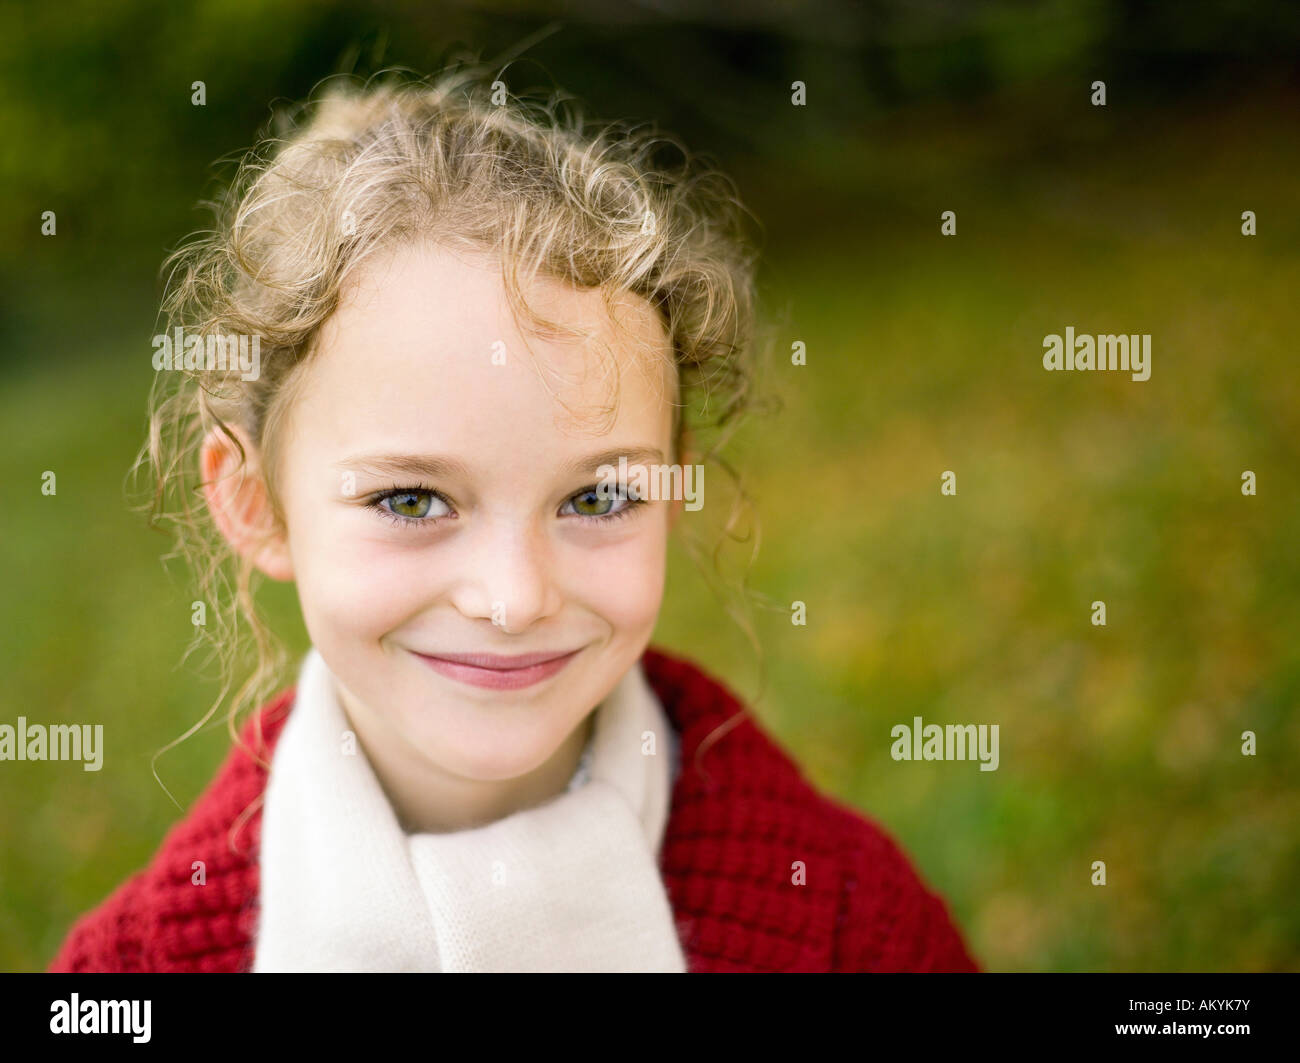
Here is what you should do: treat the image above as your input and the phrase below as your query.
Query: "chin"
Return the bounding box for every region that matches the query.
[399,701,572,781]
[434,741,560,784]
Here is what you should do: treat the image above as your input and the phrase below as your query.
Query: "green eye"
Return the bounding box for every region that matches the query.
[571,488,615,518]
[565,483,642,522]
[374,488,450,522]
[389,490,433,517]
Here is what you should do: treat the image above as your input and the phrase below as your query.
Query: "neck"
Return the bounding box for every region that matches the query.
[334,683,595,834]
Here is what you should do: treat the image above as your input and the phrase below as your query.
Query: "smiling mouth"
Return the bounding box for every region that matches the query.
[410,648,582,690]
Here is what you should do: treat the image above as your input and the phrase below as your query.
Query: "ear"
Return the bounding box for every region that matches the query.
[200,425,294,582]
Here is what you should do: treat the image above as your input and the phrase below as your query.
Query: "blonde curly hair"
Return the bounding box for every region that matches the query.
[138,63,772,806]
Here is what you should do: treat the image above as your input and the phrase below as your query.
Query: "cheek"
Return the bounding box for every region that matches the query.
[287,513,437,648]
[563,516,669,634]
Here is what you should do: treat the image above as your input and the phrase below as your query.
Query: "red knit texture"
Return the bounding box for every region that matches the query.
[48,646,980,973]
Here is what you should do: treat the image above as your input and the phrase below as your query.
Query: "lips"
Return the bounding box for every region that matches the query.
[420,650,579,670]
[411,647,582,690]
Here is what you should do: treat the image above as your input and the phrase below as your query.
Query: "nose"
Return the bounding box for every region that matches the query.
[447,514,562,634]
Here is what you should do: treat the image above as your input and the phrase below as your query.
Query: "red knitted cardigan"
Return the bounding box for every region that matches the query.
[48,646,980,973]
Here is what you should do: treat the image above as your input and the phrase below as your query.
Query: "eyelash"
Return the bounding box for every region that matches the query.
[365,484,646,529]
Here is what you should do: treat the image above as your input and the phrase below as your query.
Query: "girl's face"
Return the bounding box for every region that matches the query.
[268,240,679,786]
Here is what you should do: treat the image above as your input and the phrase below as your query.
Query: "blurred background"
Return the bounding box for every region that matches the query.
[3,0,1299,972]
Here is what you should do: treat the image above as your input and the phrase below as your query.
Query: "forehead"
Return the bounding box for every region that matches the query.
[295,240,676,457]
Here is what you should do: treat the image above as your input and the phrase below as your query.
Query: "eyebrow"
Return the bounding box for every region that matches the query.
[336,445,668,481]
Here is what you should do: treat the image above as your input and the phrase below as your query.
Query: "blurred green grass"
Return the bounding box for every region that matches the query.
[4,80,1299,972]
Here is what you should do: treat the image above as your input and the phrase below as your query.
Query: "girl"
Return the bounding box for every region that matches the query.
[49,67,979,973]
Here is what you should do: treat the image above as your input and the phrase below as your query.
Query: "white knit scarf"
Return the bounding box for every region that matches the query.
[253,647,688,972]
